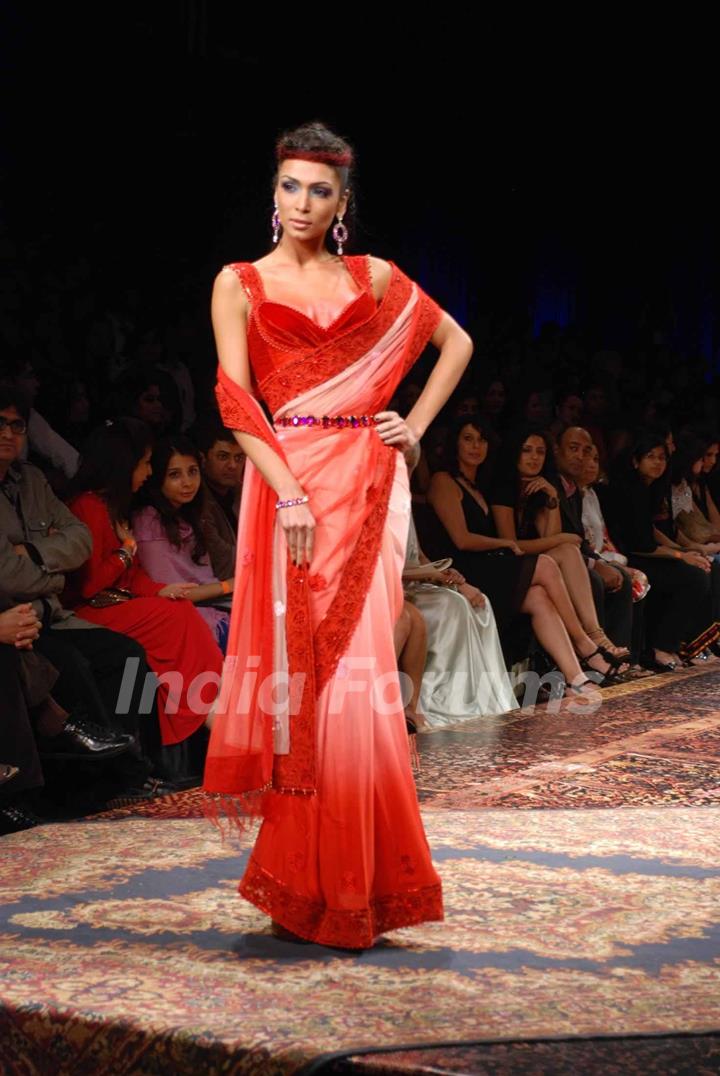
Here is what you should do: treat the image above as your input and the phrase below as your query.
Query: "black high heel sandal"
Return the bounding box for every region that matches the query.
[578,647,622,687]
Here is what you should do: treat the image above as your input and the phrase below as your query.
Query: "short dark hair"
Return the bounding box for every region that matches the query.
[0,385,31,424]
[191,416,237,456]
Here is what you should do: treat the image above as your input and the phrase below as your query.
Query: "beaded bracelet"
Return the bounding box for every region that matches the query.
[275,494,309,511]
[220,579,232,594]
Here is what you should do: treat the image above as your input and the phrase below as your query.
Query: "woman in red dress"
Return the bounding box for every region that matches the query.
[66,418,224,747]
[203,122,473,948]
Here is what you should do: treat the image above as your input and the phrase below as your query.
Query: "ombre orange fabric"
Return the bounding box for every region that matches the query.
[203,254,445,947]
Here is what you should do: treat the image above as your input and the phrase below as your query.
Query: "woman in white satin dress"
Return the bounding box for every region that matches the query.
[403,515,517,727]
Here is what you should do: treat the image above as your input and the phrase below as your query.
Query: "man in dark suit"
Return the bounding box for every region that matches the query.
[554,426,634,652]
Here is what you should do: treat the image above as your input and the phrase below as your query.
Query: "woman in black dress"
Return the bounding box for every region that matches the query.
[490,425,629,660]
[604,430,718,667]
[427,416,620,692]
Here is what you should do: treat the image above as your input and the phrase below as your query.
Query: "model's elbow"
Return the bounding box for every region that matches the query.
[458,326,473,358]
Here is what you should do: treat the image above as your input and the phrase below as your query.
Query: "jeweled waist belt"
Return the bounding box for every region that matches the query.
[277,414,378,429]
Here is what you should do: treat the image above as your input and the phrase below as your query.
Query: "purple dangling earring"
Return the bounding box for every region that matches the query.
[333,216,348,255]
[272,205,281,245]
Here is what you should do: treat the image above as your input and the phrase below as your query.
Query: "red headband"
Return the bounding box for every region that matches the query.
[276,145,353,168]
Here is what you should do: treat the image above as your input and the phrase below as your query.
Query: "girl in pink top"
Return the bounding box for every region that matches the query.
[133,435,232,652]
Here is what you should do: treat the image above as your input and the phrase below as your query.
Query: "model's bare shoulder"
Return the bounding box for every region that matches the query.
[213,266,249,309]
[367,256,393,301]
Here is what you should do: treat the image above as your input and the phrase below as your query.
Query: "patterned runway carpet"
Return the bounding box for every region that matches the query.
[1,665,720,1075]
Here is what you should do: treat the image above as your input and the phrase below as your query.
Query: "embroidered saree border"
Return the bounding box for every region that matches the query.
[240,854,444,949]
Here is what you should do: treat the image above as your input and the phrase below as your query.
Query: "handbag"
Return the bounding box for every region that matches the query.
[88,587,134,609]
[675,506,713,544]
[402,557,453,583]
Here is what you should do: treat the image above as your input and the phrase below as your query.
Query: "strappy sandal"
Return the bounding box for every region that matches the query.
[578,647,623,687]
[588,628,630,660]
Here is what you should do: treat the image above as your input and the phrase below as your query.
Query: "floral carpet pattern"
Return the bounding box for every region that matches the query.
[1,666,720,1074]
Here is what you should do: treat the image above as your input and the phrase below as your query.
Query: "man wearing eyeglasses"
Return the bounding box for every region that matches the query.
[0,387,160,819]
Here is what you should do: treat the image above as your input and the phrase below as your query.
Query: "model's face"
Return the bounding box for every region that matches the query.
[162,452,201,509]
[0,406,26,467]
[483,381,506,414]
[517,435,546,478]
[136,384,169,428]
[558,395,583,426]
[457,424,488,469]
[703,443,719,473]
[131,446,153,492]
[555,427,592,478]
[275,160,348,244]
[581,446,600,487]
[202,439,245,490]
[635,445,667,483]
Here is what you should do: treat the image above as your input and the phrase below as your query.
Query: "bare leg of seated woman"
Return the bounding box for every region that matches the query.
[529,555,620,680]
[546,543,629,658]
[394,602,429,730]
[520,584,595,697]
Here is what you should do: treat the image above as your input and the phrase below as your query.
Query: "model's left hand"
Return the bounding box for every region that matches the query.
[374,411,418,452]
[442,568,465,586]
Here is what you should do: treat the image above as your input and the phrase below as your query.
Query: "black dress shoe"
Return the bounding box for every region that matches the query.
[0,804,43,836]
[38,717,132,761]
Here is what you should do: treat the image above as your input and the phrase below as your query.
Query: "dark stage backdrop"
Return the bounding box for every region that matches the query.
[2,6,718,380]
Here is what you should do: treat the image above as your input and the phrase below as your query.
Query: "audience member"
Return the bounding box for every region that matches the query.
[114,363,182,434]
[0,598,131,834]
[0,388,145,771]
[549,388,583,442]
[404,513,516,726]
[603,430,719,669]
[133,434,232,650]
[65,417,224,747]
[193,418,244,579]
[553,426,634,654]
[491,426,629,661]
[426,415,617,696]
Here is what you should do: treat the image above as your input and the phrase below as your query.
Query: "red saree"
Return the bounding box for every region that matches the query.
[203,254,444,947]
